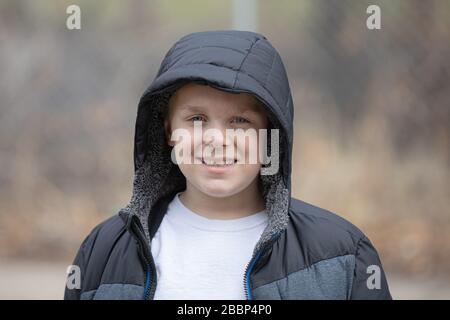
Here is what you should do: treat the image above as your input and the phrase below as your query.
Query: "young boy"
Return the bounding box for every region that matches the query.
[64,30,391,300]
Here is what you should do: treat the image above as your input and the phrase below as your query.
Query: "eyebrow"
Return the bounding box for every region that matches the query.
[179,104,263,115]
[179,105,207,113]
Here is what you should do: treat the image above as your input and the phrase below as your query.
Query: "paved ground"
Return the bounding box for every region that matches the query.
[0,260,449,300]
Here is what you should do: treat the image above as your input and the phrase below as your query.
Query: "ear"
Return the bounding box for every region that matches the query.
[164,118,174,147]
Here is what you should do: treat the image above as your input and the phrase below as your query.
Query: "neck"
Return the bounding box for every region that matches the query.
[179,179,265,220]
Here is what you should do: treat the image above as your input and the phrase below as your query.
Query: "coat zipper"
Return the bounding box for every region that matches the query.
[128,215,157,300]
[243,234,280,300]
[243,249,264,300]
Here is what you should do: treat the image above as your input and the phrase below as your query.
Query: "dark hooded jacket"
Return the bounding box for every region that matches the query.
[64,30,392,300]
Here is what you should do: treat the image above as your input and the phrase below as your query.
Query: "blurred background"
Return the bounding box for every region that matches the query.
[0,0,449,299]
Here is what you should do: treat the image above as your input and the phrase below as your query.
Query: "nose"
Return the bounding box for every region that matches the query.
[203,125,232,147]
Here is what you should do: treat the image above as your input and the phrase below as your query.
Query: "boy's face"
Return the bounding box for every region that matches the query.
[164,83,268,198]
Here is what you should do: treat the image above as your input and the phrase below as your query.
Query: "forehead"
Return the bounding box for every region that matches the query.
[168,83,266,115]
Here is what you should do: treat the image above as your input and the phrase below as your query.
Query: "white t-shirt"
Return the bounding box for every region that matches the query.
[151,192,268,300]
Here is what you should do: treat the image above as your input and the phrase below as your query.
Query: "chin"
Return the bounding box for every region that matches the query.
[197,181,244,198]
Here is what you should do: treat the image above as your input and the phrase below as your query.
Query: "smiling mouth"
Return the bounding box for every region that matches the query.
[199,158,238,166]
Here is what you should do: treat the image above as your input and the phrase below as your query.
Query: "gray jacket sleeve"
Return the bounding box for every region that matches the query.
[63,227,99,300]
[350,236,392,299]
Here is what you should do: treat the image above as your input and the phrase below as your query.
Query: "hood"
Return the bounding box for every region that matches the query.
[121,30,295,256]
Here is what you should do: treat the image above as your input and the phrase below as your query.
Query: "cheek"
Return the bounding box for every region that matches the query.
[169,123,193,163]
[173,128,207,165]
[233,162,261,189]
[239,134,262,165]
